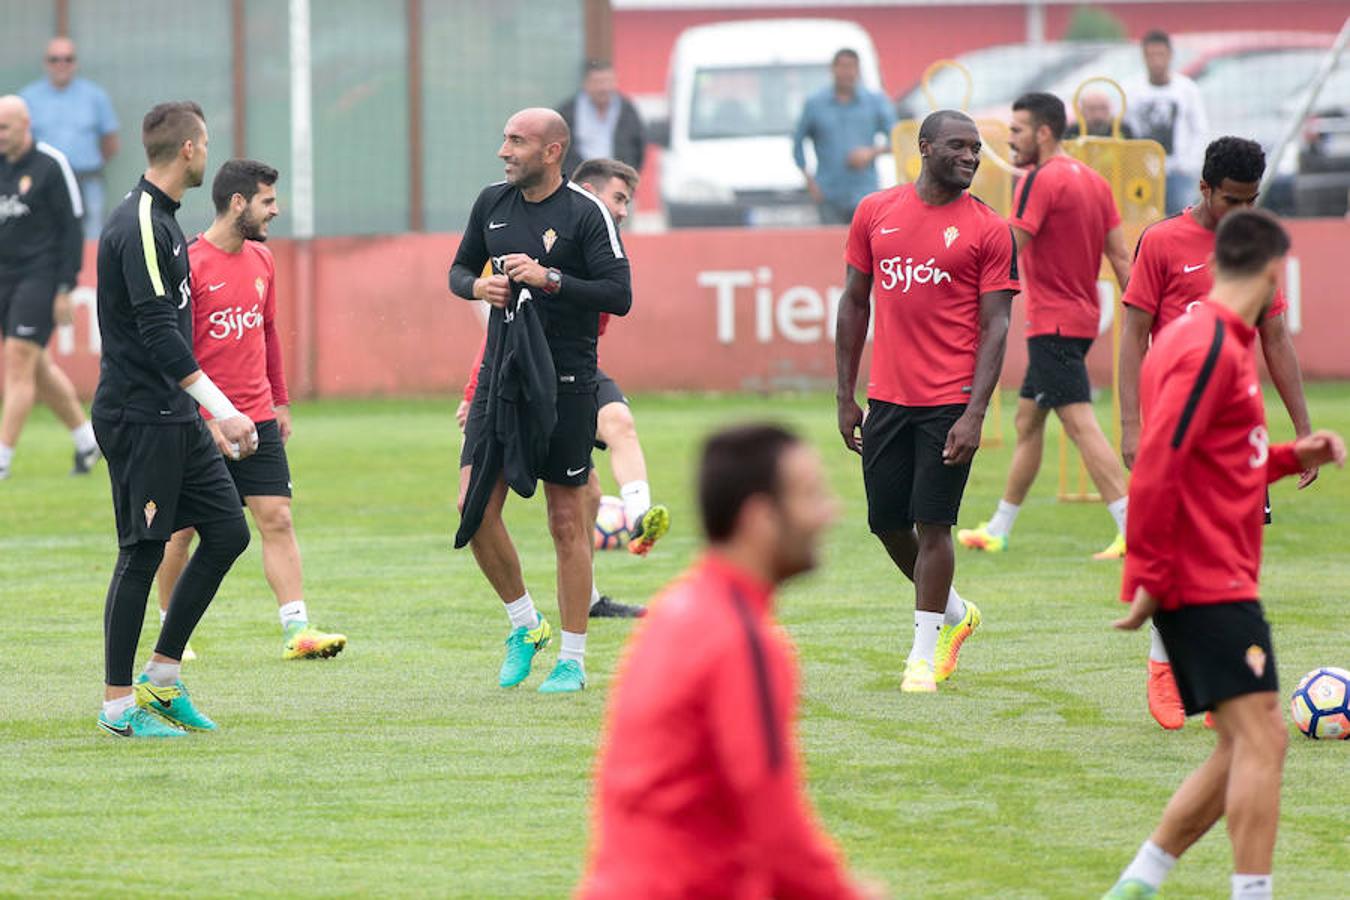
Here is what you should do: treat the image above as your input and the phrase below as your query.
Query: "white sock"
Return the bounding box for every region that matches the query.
[102,694,135,721]
[619,480,652,527]
[142,659,181,687]
[0,443,13,468]
[1120,840,1176,890]
[159,607,167,624]
[1149,623,1170,663]
[1108,496,1128,534]
[278,600,308,631]
[72,421,97,454]
[987,500,1019,538]
[943,587,967,627]
[1231,874,1272,899]
[590,574,602,610]
[559,629,586,665]
[908,610,943,664]
[504,593,538,630]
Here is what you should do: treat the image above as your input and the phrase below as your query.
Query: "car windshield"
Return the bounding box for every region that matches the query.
[896,43,1111,117]
[689,64,833,139]
[1198,49,1330,128]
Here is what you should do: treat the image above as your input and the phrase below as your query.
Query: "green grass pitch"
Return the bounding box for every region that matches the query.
[2,386,1347,897]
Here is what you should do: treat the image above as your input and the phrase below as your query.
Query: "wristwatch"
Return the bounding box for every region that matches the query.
[543,268,562,294]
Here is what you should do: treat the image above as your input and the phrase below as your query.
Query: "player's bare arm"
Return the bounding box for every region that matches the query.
[1010,225,1032,252]
[944,289,1013,467]
[1118,306,1155,469]
[834,264,872,454]
[274,404,292,444]
[52,288,73,326]
[1104,226,1132,293]
[1259,313,1317,488]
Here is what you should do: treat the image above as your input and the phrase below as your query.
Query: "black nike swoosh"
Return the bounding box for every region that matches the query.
[99,720,134,737]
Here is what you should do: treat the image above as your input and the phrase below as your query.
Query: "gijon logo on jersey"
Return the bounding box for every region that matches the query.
[1248,424,1269,468]
[207,303,264,340]
[878,256,952,293]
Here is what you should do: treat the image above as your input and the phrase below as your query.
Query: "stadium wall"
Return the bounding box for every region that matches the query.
[44,219,1350,400]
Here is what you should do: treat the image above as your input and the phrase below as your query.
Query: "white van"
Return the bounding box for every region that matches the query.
[658,18,891,228]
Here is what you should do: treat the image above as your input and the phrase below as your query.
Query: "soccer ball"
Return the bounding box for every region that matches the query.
[594,495,629,551]
[1290,666,1350,740]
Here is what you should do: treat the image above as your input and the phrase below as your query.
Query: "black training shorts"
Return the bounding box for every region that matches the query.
[595,369,627,409]
[223,418,292,502]
[460,387,597,486]
[1019,335,1094,409]
[0,271,58,346]
[862,401,972,533]
[1153,601,1279,716]
[94,416,244,547]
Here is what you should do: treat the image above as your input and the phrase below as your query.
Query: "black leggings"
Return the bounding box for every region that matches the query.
[103,516,249,686]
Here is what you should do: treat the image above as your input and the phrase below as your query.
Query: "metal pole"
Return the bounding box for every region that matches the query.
[1260,15,1350,204]
[407,0,424,232]
[1025,0,1045,49]
[232,0,247,159]
[289,0,315,239]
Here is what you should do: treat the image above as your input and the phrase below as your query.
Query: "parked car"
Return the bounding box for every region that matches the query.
[658,18,889,228]
[1294,65,1350,216]
[893,41,1117,122]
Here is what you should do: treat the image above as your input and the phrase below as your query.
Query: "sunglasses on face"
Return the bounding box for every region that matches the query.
[46,55,76,63]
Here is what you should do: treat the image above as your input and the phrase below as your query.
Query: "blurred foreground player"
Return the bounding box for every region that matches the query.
[1118,137,1316,730]
[1106,210,1344,900]
[580,424,884,899]
[836,110,1017,693]
[93,102,257,738]
[154,159,346,661]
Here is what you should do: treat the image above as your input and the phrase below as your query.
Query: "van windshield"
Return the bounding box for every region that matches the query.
[690,64,833,139]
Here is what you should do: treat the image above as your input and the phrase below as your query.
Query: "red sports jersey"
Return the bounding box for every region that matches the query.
[1123,301,1302,610]
[1122,208,1288,339]
[188,236,288,422]
[846,184,1019,407]
[580,554,861,900]
[1011,154,1121,339]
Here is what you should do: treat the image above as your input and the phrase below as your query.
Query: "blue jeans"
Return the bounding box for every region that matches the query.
[77,174,105,239]
[1165,170,1196,216]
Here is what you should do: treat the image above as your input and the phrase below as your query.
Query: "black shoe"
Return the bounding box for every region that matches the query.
[589,595,646,618]
[71,445,102,475]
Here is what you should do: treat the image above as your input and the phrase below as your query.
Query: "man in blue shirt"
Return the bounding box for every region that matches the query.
[792,48,894,225]
[21,37,120,238]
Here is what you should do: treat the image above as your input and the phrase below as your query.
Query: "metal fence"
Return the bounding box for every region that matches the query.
[0,0,586,237]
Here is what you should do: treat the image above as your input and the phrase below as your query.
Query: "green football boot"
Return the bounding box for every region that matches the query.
[98,704,187,739]
[135,675,218,731]
[538,659,586,694]
[499,615,552,688]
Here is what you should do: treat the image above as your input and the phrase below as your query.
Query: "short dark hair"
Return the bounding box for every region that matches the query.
[211,158,279,214]
[832,48,860,66]
[1214,209,1290,278]
[1201,136,1265,188]
[698,424,800,543]
[1141,29,1171,48]
[571,158,639,193]
[1012,92,1067,141]
[142,101,205,165]
[918,109,975,146]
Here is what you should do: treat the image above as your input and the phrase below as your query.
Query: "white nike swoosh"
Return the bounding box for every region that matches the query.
[208,282,226,292]
[173,244,182,256]
[880,226,900,235]
[1183,263,1205,273]
[566,466,587,477]
[15,325,36,335]
[488,221,508,230]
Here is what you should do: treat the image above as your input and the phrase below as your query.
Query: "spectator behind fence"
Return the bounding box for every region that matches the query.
[793,48,895,226]
[557,60,646,178]
[20,36,120,239]
[1064,90,1135,140]
[1122,30,1207,215]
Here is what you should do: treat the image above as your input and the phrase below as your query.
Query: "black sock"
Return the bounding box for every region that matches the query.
[104,540,167,687]
[156,515,249,661]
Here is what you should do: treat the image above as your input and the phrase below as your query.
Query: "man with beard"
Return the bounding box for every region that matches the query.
[835,110,1018,693]
[153,159,346,662]
[449,108,631,694]
[93,102,257,737]
[959,92,1134,561]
